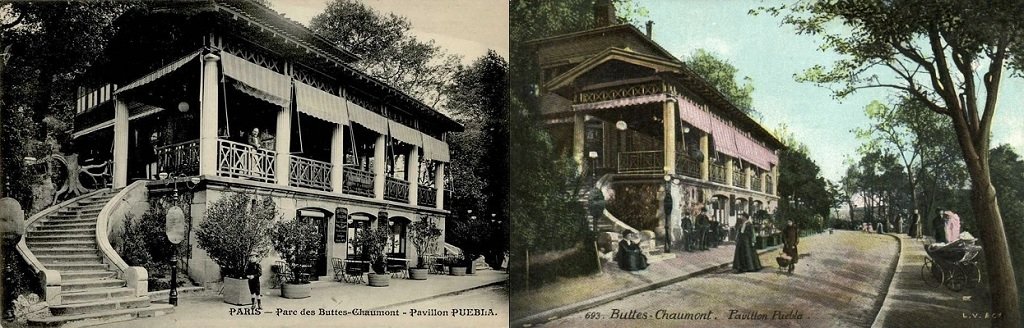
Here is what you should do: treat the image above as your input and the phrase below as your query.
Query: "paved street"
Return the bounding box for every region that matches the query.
[540,231,898,328]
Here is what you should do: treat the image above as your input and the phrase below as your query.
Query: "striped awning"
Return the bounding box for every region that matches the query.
[295,82,348,124]
[388,121,422,147]
[221,51,291,108]
[422,134,450,163]
[572,93,667,111]
[345,100,387,134]
[116,50,201,95]
[676,96,713,133]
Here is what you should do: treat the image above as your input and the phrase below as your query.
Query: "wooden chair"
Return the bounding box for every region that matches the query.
[387,259,408,279]
[343,261,365,284]
[331,258,346,282]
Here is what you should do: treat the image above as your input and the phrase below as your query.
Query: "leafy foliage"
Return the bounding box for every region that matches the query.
[685,49,757,117]
[271,219,321,284]
[195,193,276,279]
[447,217,500,267]
[774,125,839,231]
[409,217,442,269]
[349,223,390,274]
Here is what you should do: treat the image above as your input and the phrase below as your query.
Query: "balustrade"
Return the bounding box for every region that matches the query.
[766,176,775,195]
[216,139,277,183]
[417,185,437,208]
[732,170,745,188]
[343,166,375,198]
[289,156,332,191]
[679,156,701,178]
[156,140,199,176]
[751,174,763,192]
[710,163,727,184]
[384,176,410,202]
[618,151,663,174]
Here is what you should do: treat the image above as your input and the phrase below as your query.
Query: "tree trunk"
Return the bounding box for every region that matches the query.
[0,44,9,198]
[967,167,1020,327]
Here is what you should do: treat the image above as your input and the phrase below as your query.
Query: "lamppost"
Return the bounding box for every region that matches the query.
[588,151,599,179]
[158,172,199,306]
[662,174,672,253]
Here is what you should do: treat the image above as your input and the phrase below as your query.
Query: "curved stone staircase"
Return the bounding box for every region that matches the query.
[17,188,173,326]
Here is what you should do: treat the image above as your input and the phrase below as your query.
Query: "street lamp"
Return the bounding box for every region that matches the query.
[588,151,599,178]
[662,174,672,253]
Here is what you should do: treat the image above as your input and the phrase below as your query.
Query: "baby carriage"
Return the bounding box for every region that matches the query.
[920,238,982,292]
[776,254,793,272]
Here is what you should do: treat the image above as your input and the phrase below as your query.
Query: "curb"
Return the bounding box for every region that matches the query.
[368,275,508,310]
[511,244,783,327]
[870,233,906,328]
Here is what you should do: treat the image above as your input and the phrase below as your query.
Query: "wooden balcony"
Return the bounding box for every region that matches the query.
[217,139,276,183]
[384,176,410,202]
[710,163,727,184]
[679,156,701,178]
[156,140,199,176]
[765,175,775,195]
[732,171,745,188]
[417,185,437,208]
[618,151,663,174]
[342,166,374,198]
[751,174,763,193]
[289,155,332,191]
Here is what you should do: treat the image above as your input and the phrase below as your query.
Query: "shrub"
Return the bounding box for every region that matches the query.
[350,223,390,274]
[409,217,442,269]
[195,192,276,279]
[271,219,321,284]
[116,213,152,267]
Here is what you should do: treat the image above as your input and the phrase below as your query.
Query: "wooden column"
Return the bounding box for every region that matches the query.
[725,157,734,186]
[745,166,753,190]
[434,162,445,209]
[274,107,291,186]
[663,100,677,175]
[407,146,419,206]
[700,132,710,181]
[198,53,220,177]
[373,134,386,200]
[771,163,779,196]
[572,113,585,173]
[329,125,345,193]
[112,99,128,188]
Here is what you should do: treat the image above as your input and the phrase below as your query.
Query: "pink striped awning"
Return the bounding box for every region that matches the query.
[677,96,777,170]
[676,96,713,133]
[571,93,667,111]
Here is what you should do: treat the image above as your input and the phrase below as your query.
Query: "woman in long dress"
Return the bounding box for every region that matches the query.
[733,215,763,273]
[615,230,648,271]
[944,211,961,243]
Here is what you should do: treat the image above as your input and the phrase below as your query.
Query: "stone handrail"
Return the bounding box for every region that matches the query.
[17,188,109,305]
[601,208,638,234]
[96,180,148,298]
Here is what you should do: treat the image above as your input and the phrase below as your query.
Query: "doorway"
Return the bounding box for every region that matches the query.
[297,208,331,279]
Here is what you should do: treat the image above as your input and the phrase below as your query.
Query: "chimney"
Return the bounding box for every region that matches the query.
[645,20,654,39]
[594,0,618,27]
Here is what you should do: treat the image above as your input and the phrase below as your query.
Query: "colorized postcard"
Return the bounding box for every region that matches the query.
[0,0,508,327]
[508,0,1024,328]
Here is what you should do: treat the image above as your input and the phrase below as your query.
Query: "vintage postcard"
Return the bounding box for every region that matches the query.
[0,0,507,327]
[508,0,1023,328]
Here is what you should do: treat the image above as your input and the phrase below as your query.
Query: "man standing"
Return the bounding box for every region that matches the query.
[695,208,710,250]
[709,220,720,248]
[782,219,799,273]
[681,215,694,252]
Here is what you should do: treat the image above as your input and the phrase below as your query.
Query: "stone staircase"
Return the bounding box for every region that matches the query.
[21,190,173,326]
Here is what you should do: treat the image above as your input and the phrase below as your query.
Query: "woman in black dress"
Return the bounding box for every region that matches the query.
[245,258,262,310]
[615,230,649,271]
[733,215,763,273]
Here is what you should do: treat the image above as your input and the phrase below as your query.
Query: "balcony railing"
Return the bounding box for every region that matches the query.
[343,166,374,198]
[751,175,763,192]
[384,176,410,202]
[679,156,701,178]
[766,176,775,195]
[710,163,727,184]
[289,156,332,191]
[417,185,437,208]
[217,139,276,183]
[156,140,199,176]
[732,171,745,188]
[618,151,663,174]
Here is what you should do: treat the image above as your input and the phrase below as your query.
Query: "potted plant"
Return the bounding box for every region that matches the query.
[271,219,321,298]
[408,217,442,280]
[447,254,468,276]
[195,193,276,305]
[351,223,391,287]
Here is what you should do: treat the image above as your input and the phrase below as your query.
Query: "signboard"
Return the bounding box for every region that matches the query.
[334,207,348,243]
[165,206,186,245]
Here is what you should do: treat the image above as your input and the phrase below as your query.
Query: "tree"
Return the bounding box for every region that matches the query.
[309,0,459,108]
[685,49,757,117]
[757,2,1024,324]
[775,124,838,231]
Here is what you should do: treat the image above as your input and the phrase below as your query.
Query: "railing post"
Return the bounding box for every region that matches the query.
[112,98,128,188]
[199,53,220,177]
[407,146,419,206]
[663,99,677,175]
[330,125,345,193]
[275,106,291,186]
[373,134,386,201]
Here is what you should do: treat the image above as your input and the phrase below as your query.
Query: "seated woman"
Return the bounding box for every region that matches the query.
[615,230,649,272]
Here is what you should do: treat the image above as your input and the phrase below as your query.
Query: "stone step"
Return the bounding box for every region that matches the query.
[26,241,97,249]
[61,287,134,304]
[66,203,107,211]
[28,303,173,327]
[32,248,100,256]
[49,296,151,316]
[37,254,104,264]
[45,213,99,220]
[25,235,94,243]
[35,222,97,230]
[39,217,98,225]
[62,279,127,293]
[43,263,109,272]
[62,271,118,281]
[29,229,96,237]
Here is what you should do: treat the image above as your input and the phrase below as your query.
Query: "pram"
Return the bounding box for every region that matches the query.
[920,238,982,292]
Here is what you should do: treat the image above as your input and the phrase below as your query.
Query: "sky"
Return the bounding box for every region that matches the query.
[641,0,1024,182]
[272,0,508,63]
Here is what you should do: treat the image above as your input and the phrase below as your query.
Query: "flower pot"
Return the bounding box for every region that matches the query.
[368,273,390,287]
[281,282,311,299]
[408,268,429,280]
[222,277,252,305]
[449,266,467,276]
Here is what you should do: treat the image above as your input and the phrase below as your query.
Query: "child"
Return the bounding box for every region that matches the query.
[245,257,262,310]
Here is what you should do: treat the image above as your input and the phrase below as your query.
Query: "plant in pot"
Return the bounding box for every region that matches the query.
[351,223,391,287]
[271,218,321,298]
[408,217,442,280]
[195,193,276,305]
[446,253,468,276]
